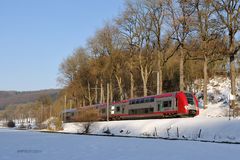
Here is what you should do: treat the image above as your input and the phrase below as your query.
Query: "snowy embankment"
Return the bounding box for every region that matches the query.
[63,77,240,143]
[63,102,240,143]
[63,114,240,143]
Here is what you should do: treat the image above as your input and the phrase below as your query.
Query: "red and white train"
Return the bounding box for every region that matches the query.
[63,91,199,121]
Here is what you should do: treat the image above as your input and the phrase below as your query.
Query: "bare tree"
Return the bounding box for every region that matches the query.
[212,0,240,108]
[193,0,225,108]
[167,0,196,91]
[146,0,180,94]
[116,1,140,98]
[128,0,155,96]
[88,23,128,102]
[58,48,92,107]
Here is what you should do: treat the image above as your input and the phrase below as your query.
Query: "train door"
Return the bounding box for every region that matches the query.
[156,100,163,112]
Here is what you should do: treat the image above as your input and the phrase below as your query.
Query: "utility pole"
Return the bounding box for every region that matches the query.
[107,83,109,121]
[157,71,160,95]
[64,95,67,122]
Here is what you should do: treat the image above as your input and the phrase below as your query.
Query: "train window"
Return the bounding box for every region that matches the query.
[129,108,154,115]
[129,109,134,114]
[144,108,148,113]
[122,107,125,114]
[129,100,132,105]
[158,104,161,111]
[185,93,194,105]
[130,97,155,105]
[163,101,172,108]
[150,98,154,102]
[136,99,140,104]
[145,98,149,103]
[116,106,120,112]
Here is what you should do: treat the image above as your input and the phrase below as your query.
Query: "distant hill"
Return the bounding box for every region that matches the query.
[0,89,61,109]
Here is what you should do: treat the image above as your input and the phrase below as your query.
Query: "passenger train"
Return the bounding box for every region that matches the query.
[63,91,199,121]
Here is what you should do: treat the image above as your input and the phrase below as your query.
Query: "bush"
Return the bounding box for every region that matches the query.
[47,117,63,131]
[74,108,100,122]
[7,120,15,128]
[18,123,26,130]
[74,108,100,134]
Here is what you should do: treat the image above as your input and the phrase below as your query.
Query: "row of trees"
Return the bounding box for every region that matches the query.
[58,0,240,109]
[0,95,54,123]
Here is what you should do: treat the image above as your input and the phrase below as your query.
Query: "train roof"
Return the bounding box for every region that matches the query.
[76,91,191,108]
[62,108,77,113]
[128,92,178,101]
[111,100,128,105]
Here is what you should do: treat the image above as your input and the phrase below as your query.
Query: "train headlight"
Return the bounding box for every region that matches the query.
[184,105,189,110]
[111,106,115,110]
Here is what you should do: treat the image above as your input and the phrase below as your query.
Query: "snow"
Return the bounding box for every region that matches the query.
[0,128,240,160]
[63,115,240,143]
[61,76,240,143]
[1,76,240,159]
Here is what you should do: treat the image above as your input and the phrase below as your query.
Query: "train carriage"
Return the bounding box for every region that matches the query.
[109,91,199,120]
[63,91,199,122]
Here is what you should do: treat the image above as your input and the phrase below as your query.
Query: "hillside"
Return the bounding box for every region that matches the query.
[0,89,60,109]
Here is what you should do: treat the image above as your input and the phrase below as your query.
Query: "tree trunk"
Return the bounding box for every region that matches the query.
[229,33,236,109]
[102,85,105,103]
[115,75,124,101]
[87,82,92,106]
[110,79,113,103]
[203,55,208,109]
[230,54,236,109]
[130,62,135,98]
[179,48,185,91]
[141,66,148,96]
[95,80,98,104]
[100,79,104,104]
[159,65,163,94]
[143,80,147,96]
[157,52,163,94]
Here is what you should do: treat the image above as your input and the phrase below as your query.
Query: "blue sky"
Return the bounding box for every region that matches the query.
[0,0,124,91]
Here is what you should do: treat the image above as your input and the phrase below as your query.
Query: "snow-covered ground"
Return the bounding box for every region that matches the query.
[0,128,240,160]
[62,77,240,143]
[63,115,240,143]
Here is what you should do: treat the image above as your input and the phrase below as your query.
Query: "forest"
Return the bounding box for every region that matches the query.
[58,0,240,109]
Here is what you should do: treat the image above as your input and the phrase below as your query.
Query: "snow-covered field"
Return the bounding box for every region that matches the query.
[0,128,240,160]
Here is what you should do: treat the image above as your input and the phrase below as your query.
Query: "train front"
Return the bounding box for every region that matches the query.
[176,92,199,116]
